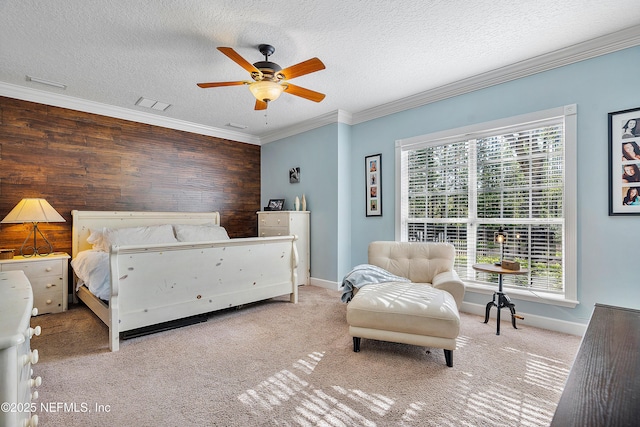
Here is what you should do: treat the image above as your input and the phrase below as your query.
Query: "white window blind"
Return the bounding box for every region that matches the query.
[397,106,576,298]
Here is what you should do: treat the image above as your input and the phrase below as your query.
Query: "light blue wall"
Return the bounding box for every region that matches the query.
[261,124,342,282]
[336,123,352,279]
[263,46,640,324]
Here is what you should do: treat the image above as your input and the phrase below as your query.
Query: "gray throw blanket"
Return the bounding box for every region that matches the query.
[340,264,410,302]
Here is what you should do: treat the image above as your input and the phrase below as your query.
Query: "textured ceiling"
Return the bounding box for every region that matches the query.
[1,1,640,144]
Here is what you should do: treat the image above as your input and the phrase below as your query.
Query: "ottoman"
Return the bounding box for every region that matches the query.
[347,281,460,367]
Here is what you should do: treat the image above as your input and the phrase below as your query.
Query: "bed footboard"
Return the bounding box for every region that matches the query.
[108,236,298,351]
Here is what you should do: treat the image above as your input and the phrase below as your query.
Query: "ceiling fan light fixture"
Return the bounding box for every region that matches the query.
[249,80,283,103]
[198,45,325,110]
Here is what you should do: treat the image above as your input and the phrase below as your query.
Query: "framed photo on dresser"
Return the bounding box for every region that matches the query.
[266,199,285,211]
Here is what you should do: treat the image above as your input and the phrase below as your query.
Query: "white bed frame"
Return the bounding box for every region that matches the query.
[71,210,298,351]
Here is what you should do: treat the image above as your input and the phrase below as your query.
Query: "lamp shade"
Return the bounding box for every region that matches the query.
[249,80,284,102]
[1,198,65,223]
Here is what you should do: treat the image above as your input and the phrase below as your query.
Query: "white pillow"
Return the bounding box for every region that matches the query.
[93,224,178,251]
[173,224,230,242]
[86,228,104,250]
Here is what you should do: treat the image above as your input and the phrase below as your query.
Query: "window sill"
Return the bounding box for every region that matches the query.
[465,281,579,308]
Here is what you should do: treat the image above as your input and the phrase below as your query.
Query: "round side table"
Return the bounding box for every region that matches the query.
[472,263,529,335]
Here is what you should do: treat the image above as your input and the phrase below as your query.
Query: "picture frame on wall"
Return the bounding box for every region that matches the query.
[608,107,640,215]
[365,153,382,217]
[289,167,300,183]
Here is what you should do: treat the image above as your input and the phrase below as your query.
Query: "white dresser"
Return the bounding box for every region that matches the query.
[0,253,70,314]
[0,270,42,427]
[258,211,310,285]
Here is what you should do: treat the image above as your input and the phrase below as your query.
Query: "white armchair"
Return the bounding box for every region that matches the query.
[346,241,465,366]
[368,241,465,308]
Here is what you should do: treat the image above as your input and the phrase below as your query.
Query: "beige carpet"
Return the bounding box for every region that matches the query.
[29,286,581,426]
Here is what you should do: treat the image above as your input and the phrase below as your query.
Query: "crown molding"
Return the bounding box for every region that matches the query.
[259,109,353,144]
[0,81,261,145]
[352,24,640,125]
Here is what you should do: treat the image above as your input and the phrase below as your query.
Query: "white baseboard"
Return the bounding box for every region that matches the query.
[309,277,341,291]
[460,301,587,336]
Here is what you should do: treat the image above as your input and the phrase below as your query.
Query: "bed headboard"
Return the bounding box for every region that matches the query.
[71,210,221,257]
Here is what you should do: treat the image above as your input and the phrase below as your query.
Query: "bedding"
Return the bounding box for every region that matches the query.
[173,223,229,242]
[87,223,178,252]
[71,250,110,300]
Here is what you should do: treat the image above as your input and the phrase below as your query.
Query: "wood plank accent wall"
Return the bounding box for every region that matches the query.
[0,96,261,256]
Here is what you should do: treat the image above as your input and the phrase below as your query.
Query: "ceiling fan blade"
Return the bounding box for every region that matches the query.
[197,81,247,88]
[279,58,325,80]
[255,100,268,110]
[283,83,325,103]
[217,47,261,75]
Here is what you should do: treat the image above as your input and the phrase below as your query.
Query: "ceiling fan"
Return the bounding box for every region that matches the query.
[197,44,326,110]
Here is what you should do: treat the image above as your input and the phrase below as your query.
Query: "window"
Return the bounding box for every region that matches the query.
[396,105,577,305]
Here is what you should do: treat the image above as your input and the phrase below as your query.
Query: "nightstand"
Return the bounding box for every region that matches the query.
[0,253,70,314]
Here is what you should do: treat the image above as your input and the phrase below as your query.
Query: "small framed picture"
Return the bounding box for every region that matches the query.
[289,167,300,183]
[266,199,285,211]
[365,153,382,217]
[608,107,640,215]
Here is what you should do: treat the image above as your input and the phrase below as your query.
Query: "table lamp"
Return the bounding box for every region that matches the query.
[1,198,65,257]
[494,227,507,266]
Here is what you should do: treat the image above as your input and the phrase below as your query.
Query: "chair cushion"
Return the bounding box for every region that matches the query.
[347,281,460,340]
[368,241,455,283]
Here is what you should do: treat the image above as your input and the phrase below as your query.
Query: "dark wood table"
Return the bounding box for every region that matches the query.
[551,304,640,426]
[472,263,528,335]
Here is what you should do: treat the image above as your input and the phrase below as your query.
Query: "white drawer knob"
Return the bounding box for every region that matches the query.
[22,351,37,366]
[30,376,42,387]
[32,390,39,400]
[32,308,38,316]
[28,326,42,338]
[45,267,53,272]
[46,299,52,305]
[27,414,39,426]
[46,283,55,288]
[30,349,39,365]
